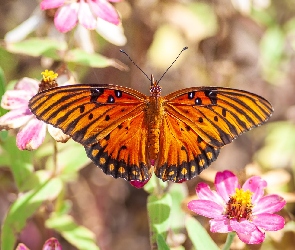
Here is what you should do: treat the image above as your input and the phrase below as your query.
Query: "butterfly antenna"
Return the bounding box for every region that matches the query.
[158,46,188,83]
[120,49,151,81]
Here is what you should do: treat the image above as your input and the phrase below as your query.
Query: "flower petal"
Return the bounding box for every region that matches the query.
[242,176,267,203]
[54,4,79,33]
[130,179,150,188]
[187,200,224,218]
[215,170,239,202]
[42,237,62,250]
[0,109,33,129]
[230,219,257,234]
[1,90,33,110]
[15,243,29,250]
[252,213,285,231]
[253,194,286,214]
[78,0,97,30]
[195,183,225,207]
[40,0,65,10]
[16,119,46,150]
[236,228,265,244]
[75,25,95,53]
[15,77,39,94]
[48,124,70,142]
[96,19,126,46]
[89,0,120,25]
[209,217,232,233]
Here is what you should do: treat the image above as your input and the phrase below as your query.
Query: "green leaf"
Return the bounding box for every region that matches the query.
[65,49,127,69]
[6,38,67,59]
[0,135,34,191]
[0,66,6,116]
[157,234,170,250]
[186,216,219,250]
[56,141,90,176]
[0,131,9,146]
[255,121,295,169]
[0,48,18,78]
[46,214,100,250]
[169,183,188,231]
[144,174,168,194]
[1,176,63,250]
[147,193,172,247]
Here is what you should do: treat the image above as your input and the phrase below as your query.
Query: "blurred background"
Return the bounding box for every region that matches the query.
[0,0,295,249]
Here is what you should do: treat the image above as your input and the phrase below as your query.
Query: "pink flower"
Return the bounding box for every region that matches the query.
[15,237,62,250]
[130,179,150,189]
[15,243,29,250]
[42,237,62,250]
[0,72,69,150]
[40,0,121,33]
[187,170,286,244]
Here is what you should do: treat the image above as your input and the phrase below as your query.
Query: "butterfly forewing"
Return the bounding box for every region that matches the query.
[29,84,147,146]
[29,84,153,181]
[164,87,273,148]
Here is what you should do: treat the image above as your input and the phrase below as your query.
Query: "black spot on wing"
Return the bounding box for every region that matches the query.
[188,91,195,99]
[115,90,122,98]
[205,89,217,105]
[90,88,104,103]
[107,95,115,103]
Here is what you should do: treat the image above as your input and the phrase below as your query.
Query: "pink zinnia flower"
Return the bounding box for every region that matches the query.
[0,71,69,150]
[40,0,121,33]
[188,170,286,244]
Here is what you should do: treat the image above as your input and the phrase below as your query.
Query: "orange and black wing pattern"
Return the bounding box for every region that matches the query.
[155,87,273,182]
[84,111,151,181]
[29,84,151,181]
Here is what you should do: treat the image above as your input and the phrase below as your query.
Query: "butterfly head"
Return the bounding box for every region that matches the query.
[150,74,162,97]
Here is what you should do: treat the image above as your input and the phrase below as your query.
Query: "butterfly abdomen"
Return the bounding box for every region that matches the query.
[146,96,165,162]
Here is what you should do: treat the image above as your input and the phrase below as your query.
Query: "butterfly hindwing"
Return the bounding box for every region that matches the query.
[155,113,220,182]
[29,84,147,146]
[84,111,151,181]
[164,87,273,148]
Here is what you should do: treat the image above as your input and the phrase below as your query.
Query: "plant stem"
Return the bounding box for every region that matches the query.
[52,139,58,176]
[222,232,236,250]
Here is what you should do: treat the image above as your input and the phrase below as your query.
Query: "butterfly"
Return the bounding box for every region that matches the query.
[29,71,273,183]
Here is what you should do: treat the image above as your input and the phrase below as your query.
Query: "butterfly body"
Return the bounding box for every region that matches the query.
[29,76,273,183]
[146,76,165,162]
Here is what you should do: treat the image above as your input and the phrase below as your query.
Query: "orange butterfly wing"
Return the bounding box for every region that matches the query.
[155,87,273,182]
[29,84,151,181]
[84,112,151,181]
[29,83,273,183]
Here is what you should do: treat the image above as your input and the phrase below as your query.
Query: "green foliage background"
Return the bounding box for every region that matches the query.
[0,0,295,249]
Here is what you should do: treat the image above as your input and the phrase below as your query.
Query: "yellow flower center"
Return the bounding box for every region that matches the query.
[225,188,253,221]
[41,70,58,83]
[38,70,59,92]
